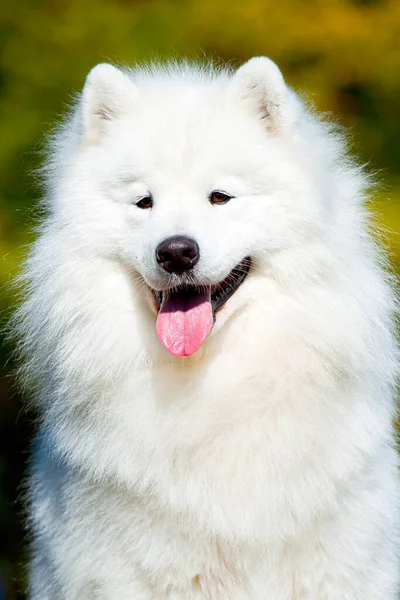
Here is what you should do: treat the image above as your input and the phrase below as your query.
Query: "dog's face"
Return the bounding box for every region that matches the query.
[59,60,324,356]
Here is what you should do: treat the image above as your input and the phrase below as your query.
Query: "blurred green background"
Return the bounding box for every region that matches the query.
[0,0,399,598]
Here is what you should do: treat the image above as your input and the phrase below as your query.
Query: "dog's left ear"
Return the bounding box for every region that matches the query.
[230,57,292,134]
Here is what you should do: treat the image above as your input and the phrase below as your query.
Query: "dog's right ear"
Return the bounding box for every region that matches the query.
[80,64,135,145]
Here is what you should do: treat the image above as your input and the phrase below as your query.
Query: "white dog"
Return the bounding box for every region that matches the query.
[15,57,399,599]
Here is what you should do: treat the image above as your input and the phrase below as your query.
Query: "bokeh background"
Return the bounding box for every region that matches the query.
[1,0,399,598]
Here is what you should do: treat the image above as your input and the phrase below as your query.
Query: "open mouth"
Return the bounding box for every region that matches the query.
[152,257,251,357]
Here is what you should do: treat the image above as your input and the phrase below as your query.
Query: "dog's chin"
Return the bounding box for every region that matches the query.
[150,256,251,318]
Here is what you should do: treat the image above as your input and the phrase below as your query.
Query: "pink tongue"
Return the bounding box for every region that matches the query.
[156,290,213,356]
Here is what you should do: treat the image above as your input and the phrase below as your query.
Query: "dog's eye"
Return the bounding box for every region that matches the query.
[209,191,233,205]
[136,196,153,209]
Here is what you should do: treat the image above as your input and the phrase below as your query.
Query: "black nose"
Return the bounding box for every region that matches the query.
[156,236,200,274]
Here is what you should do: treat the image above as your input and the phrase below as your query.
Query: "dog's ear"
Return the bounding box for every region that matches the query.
[80,64,135,144]
[230,57,291,134]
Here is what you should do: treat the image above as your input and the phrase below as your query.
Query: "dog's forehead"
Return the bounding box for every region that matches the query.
[113,100,270,175]
[121,79,262,141]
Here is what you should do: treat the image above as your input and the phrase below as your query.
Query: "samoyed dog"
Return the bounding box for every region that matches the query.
[15,57,399,599]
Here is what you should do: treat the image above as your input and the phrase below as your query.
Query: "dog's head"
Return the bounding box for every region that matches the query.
[52,59,341,357]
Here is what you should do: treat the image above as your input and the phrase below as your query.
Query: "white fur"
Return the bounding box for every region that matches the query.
[14,58,399,599]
